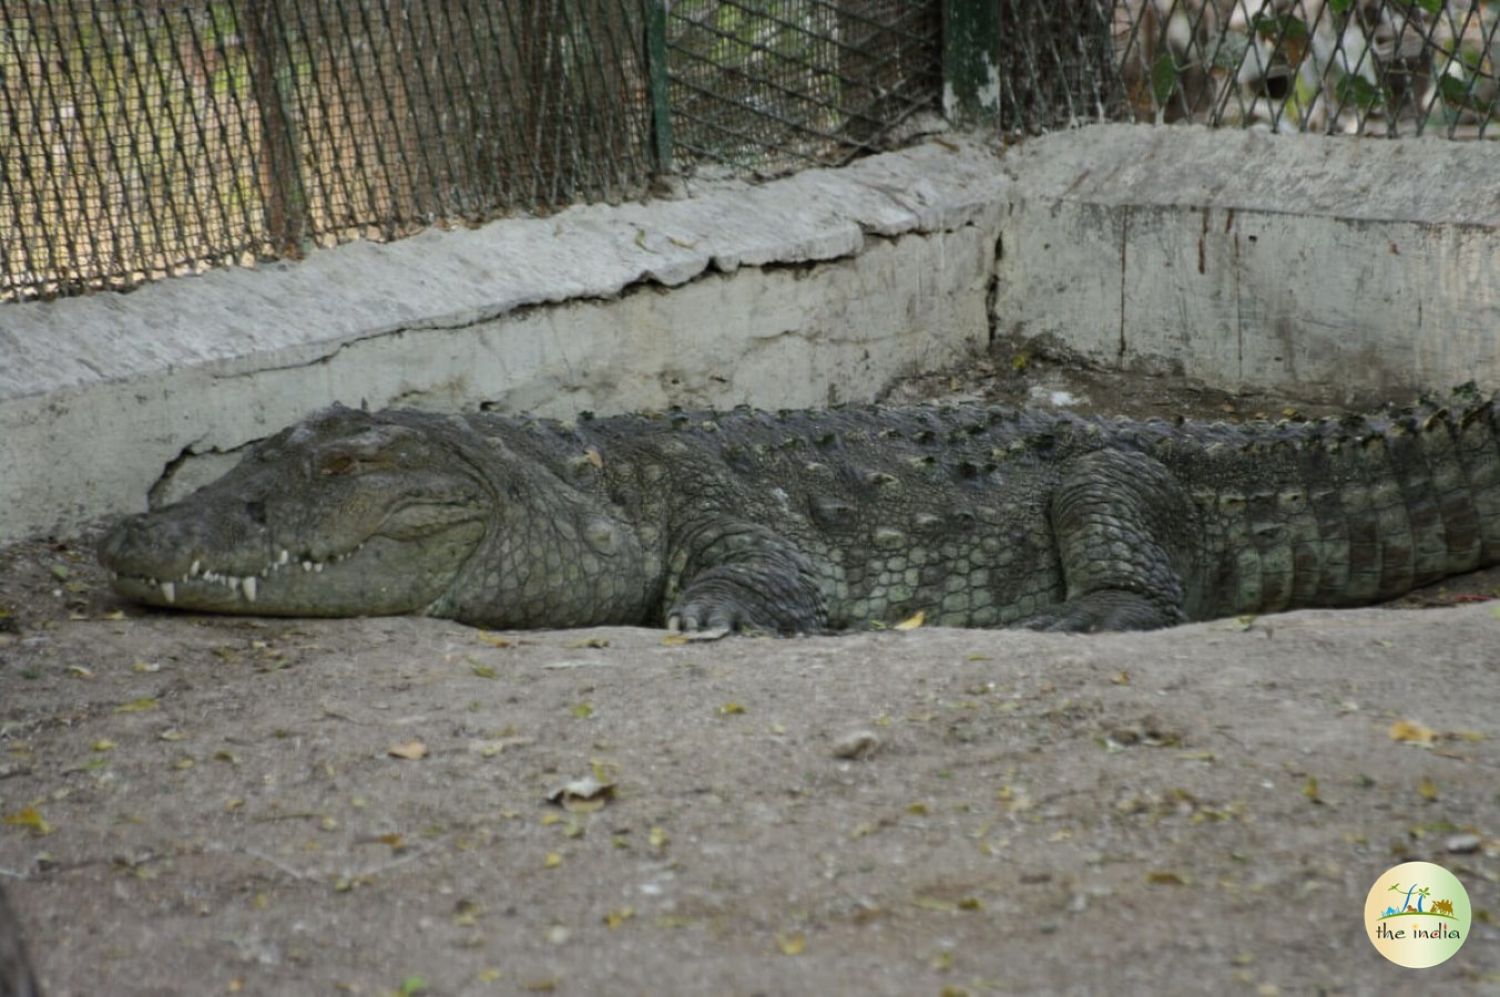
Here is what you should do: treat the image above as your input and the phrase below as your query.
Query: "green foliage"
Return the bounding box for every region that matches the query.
[1250,15,1308,42]
[1150,53,1179,107]
[1334,73,1383,111]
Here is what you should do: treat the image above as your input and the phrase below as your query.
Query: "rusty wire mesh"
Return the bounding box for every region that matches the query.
[4,2,1494,304]
[1113,1,1500,136]
[0,1,943,303]
[993,0,1124,134]
[665,1,942,173]
[0,1,654,301]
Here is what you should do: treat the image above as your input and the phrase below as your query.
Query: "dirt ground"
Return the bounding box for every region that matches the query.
[3,360,1499,996]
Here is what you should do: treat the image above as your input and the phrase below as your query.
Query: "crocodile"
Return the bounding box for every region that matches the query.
[99,388,1500,634]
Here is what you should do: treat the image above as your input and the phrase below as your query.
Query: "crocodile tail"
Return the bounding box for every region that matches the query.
[1305,385,1500,607]
[1189,386,1500,616]
[1449,387,1500,563]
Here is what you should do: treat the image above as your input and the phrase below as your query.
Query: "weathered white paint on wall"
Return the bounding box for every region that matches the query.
[994,125,1500,400]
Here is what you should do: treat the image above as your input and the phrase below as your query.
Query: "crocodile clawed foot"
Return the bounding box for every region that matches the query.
[1015,590,1186,633]
[665,612,735,641]
[665,596,769,639]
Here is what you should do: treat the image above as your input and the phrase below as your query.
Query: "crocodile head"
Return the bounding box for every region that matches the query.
[100,405,492,619]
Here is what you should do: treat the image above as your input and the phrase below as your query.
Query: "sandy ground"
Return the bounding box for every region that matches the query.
[3,361,1499,995]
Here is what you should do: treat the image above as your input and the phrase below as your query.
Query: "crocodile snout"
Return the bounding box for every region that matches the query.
[98,502,266,580]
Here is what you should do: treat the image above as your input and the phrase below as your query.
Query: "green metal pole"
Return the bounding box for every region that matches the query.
[645,0,673,174]
[943,0,1000,126]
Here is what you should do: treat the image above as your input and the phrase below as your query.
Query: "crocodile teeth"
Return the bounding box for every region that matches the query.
[159,581,175,604]
[313,562,324,573]
[242,576,258,602]
[302,560,313,572]
[189,560,202,578]
[278,549,290,566]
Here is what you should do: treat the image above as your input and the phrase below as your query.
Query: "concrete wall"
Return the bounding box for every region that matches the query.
[3,124,1498,544]
[994,125,1500,398]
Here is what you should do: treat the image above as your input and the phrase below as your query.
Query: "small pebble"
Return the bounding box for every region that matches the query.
[831,730,881,760]
[1445,832,1481,854]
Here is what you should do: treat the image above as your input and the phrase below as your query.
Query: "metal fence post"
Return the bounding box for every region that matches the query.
[645,0,673,174]
[942,0,1000,125]
[244,0,308,258]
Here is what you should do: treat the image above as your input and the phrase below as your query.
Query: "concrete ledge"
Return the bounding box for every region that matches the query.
[0,139,1005,541]
[995,124,1500,397]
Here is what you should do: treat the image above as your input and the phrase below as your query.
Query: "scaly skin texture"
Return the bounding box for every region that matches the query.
[0,885,40,997]
[100,387,1500,633]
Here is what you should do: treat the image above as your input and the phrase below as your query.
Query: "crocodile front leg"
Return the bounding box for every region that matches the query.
[1018,449,1197,633]
[664,520,827,635]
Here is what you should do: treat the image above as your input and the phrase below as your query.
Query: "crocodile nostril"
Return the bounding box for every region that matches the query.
[245,500,267,526]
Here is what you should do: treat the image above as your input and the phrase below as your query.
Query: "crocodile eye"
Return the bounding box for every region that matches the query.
[320,454,358,476]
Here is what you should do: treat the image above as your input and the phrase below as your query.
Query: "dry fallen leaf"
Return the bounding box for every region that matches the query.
[2,806,52,836]
[775,932,806,956]
[1418,777,1440,801]
[913,896,956,912]
[603,906,635,929]
[388,740,428,760]
[1389,719,1437,745]
[476,632,513,648]
[717,702,746,716]
[584,447,604,469]
[469,736,533,758]
[565,636,610,650]
[544,851,563,869]
[894,610,926,631]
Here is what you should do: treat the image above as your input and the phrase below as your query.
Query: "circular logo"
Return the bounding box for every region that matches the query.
[1364,861,1471,968]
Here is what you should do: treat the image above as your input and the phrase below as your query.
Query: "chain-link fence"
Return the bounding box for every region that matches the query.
[0,1,658,300]
[2,2,1494,303]
[0,1,944,302]
[665,1,941,174]
[1115,1,1500,137]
